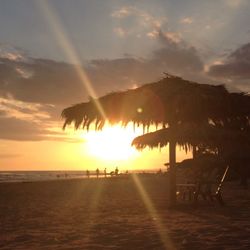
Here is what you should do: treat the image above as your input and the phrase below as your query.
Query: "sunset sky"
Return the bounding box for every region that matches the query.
[1,0,250,171]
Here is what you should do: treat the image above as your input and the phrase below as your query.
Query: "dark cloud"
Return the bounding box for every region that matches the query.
[0,116,73,142]
[151,46,203,74]
[0,101,37,115]
[38,104,62,121]
[86,58,159,92]
[154,29,204,74]
[0,58,87,105]
[0,116,48,141]
[208,43,250,79]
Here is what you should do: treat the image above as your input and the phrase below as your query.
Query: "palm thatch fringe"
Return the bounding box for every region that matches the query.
[132,123,250,152]
[62,75,250,131]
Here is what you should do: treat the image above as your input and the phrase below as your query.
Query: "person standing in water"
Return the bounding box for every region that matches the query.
[104,168,107,178]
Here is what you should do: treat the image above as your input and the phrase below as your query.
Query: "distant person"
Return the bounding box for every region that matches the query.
[158,168,162,175]
[115,166,119,176]
[86,170,90,178]
[104,168,107,178]
[96,168,100,178]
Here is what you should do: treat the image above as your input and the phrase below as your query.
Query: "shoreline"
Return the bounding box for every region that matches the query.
[0,170,166,184]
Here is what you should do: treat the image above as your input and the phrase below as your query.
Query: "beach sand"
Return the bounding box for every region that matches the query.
[0,175,249,249]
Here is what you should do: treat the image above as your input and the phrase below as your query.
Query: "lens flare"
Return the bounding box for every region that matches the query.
[36,0,106,119]
[132,174,176,249]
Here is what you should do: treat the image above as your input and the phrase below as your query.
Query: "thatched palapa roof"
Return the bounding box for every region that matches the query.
[62,75,250,131]
[132,123,250,151]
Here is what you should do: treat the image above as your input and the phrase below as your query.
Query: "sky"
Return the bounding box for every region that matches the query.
[1,0,250,171]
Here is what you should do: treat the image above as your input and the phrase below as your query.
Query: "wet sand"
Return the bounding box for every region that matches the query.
[0,175,249,249]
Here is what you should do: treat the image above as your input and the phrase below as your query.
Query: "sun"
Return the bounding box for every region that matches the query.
[84,124,142,161]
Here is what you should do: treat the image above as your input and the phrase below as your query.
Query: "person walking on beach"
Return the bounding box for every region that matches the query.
[115,166,119,176]
[104,168,107,178]
[96,168,100,178]
[86,170,90,178]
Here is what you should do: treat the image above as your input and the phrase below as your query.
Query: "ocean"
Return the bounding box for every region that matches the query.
[0,169,159,183]
[0,171,88,183]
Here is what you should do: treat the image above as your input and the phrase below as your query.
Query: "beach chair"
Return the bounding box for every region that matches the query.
[177,165,229,206]
[193,165,229,205]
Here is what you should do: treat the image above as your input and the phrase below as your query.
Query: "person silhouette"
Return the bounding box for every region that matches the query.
[104,168,107,178]
[86,170,90,178]
[158,168,162,175]
[115,166,119,176]
[96,168,100,178]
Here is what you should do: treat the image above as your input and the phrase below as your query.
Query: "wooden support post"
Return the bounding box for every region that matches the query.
[169,140,176,206]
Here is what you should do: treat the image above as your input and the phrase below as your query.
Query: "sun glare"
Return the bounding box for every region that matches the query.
[84,124,143,161]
